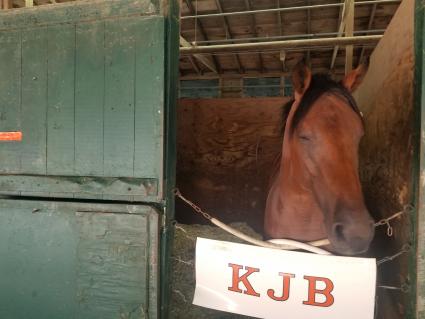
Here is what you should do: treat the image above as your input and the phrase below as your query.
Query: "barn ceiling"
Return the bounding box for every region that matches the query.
[2,0,401,80]
[180,0,401,80]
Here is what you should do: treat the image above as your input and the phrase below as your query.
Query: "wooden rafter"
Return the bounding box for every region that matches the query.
[180,36,217,74]
[187,56,201,75]
[214,0,243,73]
[244,0,265,72]
[184,0,221,73]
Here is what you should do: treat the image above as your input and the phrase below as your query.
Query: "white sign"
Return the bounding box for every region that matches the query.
[193,237,376,319]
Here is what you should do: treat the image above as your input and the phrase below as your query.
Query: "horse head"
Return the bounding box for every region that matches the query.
[264,61,374,255]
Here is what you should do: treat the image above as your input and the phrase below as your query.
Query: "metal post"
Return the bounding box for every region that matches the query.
[181,0,401,20]
[345,0,354,74]
[180,35,383,55]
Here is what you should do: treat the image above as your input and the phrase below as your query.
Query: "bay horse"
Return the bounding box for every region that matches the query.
[264,61,374,255]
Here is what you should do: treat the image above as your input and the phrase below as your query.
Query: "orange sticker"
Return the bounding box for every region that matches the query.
[0,131,22,141]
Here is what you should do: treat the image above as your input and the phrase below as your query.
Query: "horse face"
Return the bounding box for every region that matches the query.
[288,63,374,255]
[292,93,374,254]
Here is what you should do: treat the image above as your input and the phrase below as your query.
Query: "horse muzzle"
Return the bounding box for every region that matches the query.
[329,216,375,255]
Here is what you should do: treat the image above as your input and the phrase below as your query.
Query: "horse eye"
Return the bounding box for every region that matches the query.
[299,135,311,141]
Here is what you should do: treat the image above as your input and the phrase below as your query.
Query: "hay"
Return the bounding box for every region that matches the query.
[169,222,261,319]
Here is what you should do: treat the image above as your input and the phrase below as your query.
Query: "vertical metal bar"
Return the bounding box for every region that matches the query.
[276,0,286,71]
[330,0,348,70]
[359,3,378,64]
[214,0,243,73]
[307,0,312,67]
[345,0,354,74]
[184,0,221,73]
[244,0,264,72]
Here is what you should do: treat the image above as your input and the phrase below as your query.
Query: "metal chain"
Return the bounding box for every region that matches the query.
[174,188,212,220]
[377,244,411,266]
[174,188,413,260]
[373,204,413,237]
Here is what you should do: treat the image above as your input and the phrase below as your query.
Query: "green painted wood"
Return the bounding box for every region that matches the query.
[104,18,136,177]
[75,21,105,176]
[0,8,167,200]
[134,18,164,180]
[0,199,159,319]
[0,175,158,200]
[161,0,180,317]
[21,28,48,174]
[0,0,160,31]
[0,30,21,174]
[47,24,76,175]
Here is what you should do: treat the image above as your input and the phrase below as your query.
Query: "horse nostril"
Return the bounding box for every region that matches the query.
[333,223,346,242]
[331,219,375,254]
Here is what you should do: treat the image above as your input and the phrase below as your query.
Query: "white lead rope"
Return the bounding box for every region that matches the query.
[175,188,331,255]
[174,188,410,256]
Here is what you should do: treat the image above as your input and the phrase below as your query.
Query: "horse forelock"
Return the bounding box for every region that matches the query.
[288,74,363,134]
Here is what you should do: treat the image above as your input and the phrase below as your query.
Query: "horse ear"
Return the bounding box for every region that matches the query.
[341,63,368,93]
[292,61,312,101]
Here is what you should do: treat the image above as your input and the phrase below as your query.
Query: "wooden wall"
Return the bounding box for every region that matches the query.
[354,0,414,318]
[176,97,290,232]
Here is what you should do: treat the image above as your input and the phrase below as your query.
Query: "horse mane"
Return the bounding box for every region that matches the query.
[269,74,362,188]
[290,74,362,133]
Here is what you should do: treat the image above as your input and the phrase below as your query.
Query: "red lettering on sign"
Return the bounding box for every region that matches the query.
[303,275,335,307]
[228,263,260,297]
[0,131,22,141]
[267,272,295,301]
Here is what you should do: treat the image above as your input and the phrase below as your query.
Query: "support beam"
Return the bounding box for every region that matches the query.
[276,0,285,71]
[2,0,12,9]
[183,0,220,73]
[359,3,378,64]
[180,36,217,73]
[306,0,312,67]
[181,0,401,20]
[180,67,349,80]
[180,35,382,55]
[187,56,201,75]
[193,28,385,45]
[345,0,354,74]
[330,0,350,70]
[244,0,264,72]
[214,0,243,73]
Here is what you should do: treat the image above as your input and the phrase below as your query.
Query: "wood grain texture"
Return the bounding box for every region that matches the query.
[0,199,159,319]
[0,5,167,200]
[354,1,415,318]
[176,97,290,231]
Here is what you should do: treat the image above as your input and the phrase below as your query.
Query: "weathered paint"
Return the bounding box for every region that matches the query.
[161,0,180,317]
[415,1,425,318]
[0,131,22,141]
[0,1,166,201]
[0,199,159,319]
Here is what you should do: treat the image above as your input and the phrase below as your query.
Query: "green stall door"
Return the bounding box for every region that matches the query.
[0,0,169,201]
[0,199,159,319]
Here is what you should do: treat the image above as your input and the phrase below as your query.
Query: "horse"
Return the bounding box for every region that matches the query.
[264,61,374,255]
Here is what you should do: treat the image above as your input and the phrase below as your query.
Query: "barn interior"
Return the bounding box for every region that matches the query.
[176,1,413,319]
[0,0,415,318]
